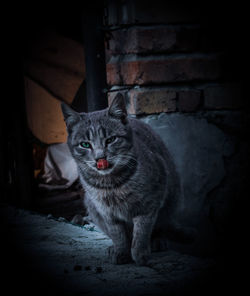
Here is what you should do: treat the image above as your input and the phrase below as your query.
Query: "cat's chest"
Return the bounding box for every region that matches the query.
[85,184,134,220]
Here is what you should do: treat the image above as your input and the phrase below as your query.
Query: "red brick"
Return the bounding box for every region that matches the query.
[106,61,121,85]
[178,90,201,112]
[109,27,176,54]
[107,54,221,85]
[129,88,177,115]
[108,26,200,54]
[108,88,177,115]
[204,84,242,110]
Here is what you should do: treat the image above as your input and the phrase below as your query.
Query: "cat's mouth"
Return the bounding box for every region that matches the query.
[85,156,127,175]
[96,158,110,170]
[91,158,114,175]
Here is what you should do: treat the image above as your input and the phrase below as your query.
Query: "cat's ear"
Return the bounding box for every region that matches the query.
[108,93,127,123]
[61,103,81,130]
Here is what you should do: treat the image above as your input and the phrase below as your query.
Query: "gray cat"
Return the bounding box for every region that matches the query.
[62,93,188,266]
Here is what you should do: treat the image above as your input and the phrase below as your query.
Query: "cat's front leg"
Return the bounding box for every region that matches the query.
[107,220,132,264]
[131,212,158,266]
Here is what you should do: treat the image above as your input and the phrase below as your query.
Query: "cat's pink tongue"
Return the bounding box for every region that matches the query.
[97,159,109,170]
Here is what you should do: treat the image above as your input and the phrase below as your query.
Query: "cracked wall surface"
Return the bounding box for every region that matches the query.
[140,111,243,255]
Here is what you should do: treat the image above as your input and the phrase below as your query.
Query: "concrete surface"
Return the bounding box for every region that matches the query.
[0,204,223,296]
[141,112,236,255]
[142,112,234,214]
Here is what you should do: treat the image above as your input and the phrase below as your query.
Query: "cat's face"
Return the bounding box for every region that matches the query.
[62,94,133,175]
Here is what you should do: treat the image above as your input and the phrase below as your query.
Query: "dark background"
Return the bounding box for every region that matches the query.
[1,1,247,295]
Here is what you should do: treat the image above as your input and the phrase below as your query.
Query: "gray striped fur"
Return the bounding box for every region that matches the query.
[61,93,181,266]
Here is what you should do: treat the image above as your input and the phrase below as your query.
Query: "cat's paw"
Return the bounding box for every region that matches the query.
[131,247,150,266]
[107,246,132,265]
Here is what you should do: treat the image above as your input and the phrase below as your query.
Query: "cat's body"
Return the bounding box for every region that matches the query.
[62,94,184,266]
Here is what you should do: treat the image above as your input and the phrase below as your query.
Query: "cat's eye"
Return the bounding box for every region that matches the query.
[106,136,116,145]
[79,142,91,149]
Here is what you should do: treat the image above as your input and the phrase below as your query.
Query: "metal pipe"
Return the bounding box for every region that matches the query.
[82,4,108,112]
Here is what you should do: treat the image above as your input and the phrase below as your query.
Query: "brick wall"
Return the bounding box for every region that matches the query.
[104,0,245,255]
[105,2,241,115]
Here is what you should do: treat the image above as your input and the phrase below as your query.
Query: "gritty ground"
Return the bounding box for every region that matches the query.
[0,204,242,296]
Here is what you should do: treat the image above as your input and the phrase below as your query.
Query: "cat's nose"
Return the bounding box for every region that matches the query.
[94,149,105,161]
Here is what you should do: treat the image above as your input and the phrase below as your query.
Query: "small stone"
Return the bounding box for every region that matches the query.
[58,217,67,222]
[71,214,84,225]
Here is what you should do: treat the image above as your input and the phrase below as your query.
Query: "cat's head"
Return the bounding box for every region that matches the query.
[61,93,134,176]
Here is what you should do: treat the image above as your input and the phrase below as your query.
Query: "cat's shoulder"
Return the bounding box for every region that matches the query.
[128,117,166,151]
[129,117,152,130]
[129,117,159,139]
